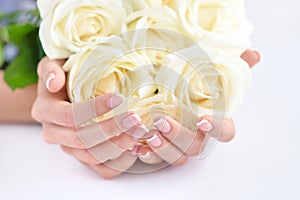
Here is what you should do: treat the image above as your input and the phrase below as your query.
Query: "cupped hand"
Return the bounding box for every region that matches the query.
[31,57,147,179]
[137,49,261,165]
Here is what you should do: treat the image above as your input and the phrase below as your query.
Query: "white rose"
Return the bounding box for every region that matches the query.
[37,0,126,59]
[64,29,250,129]
[155,45,250,117]
[122,0,176,12]
[123,6,178,32]
[174,0,253,56]
[64,33,184,128]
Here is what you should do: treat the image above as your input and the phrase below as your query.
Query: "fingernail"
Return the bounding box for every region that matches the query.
[129,145,140,156]
[147,134,162,148]
[197,119,213,132]
[153,118,171,133]
[132,125,149,139]
[46,73,55,91]
[123,114,141,129]
[140,152,151,160]
[128,146,134,151]
[106,93,125,108]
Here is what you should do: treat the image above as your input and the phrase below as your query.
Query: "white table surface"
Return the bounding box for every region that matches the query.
[1,0,300,199]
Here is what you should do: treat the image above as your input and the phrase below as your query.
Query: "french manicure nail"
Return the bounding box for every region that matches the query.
[106,93,125,108]
[197,119,213,132]
[130,145,140,156]
[46,73,55,91]
[147,134,162,147]
[132,125,149,139]
[123,114,141,129]
[140,152,151,160]
[153,118,171,133]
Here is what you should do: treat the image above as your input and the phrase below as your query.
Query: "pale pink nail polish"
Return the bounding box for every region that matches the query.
[132,125,149,139]
[46,73,55,91]
[140,152,151,160]
[197,119,213,132]
[123,114,141,129]
[129,145,140,156]
[106,94,124,108]
[147,134,162,147]
[153,118,171,133]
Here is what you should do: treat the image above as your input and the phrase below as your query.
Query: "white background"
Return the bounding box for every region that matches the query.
[1,0,300,199]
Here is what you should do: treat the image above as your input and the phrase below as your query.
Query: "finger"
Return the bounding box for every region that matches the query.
[153,117,205,156]
[146,131,189,166]
[60,132,137,164]
[102,151,137,174]
[197,117,235,142]
[32,93,125,127]
[83,163,123,179]
[37,57,66,93]
[78,112,146,148]
[61,145,99,164]
[240,49,261,68]
[88,133,139,163]
[84,151,137,179]
[138,145,164,165]
[42,112,146,149]
[43,123,85,148]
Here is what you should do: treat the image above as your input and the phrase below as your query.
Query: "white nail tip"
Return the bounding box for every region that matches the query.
[131,113,142,122]
[139,124,150,133]
[196,119,208,127]
[46,73,55,90]
[153,118,165,127]
[128,147,134,151]
[196,119,213,131]
[147,134,159,143]
[140,152,151,160]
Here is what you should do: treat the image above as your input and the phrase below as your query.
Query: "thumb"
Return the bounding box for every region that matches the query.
[37,57,66,93]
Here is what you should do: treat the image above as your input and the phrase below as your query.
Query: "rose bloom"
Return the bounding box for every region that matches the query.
[155,45,250,118]
[37,0,126,59]
[122,0,176,12]
[64,29,250,129]
[122,0,252,57]
[174,0,253,56]
[123,5,178,31]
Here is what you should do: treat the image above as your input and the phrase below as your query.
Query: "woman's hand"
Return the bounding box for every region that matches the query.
[137,49,261,165]
[31,57,148,179]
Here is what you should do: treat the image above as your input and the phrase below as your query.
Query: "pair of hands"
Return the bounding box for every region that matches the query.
[31,49,260,179]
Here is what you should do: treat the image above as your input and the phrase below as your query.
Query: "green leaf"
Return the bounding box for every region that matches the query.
[4,49,38,90]
[2,24,37,47]
[0,10,43,90]
[0,42,4,67]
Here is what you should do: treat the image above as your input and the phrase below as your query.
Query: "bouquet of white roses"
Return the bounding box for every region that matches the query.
[37,0,252,141]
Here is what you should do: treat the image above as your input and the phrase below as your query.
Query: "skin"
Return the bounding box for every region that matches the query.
[0,71,37,123]
[1,49,260,179]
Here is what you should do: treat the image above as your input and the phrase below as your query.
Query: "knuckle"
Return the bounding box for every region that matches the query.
[82,151,100,165]
[60,145,70,154]
[31,103,40,122]
[110,135,130,150]
[99,120,120,137]
[62,105,75,127]
[70,132,85,149]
